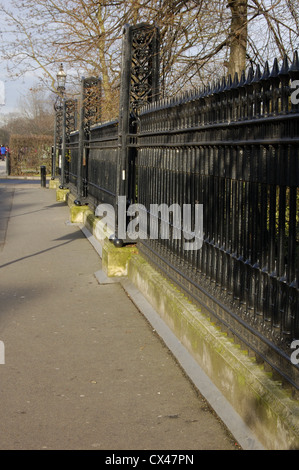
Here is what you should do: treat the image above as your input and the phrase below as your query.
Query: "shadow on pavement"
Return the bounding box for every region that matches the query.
[0,231,83,269]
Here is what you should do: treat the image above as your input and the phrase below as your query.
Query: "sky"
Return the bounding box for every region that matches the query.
[0,75,39,118]
[0,0,40,123]
[0,0,298,123]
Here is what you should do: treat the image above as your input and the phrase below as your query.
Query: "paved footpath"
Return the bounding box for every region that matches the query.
[0,179,240,451]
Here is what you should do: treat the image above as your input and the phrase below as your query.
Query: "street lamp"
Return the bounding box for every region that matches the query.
[56,63,67,93]
[52,63,67,181]
[54,63,67,111]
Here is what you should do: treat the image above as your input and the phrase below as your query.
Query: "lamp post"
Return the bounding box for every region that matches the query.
[52,63,67,180]
[57,63,67,92]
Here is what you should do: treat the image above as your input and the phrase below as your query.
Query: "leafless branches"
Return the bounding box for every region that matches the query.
[0,0,297,114]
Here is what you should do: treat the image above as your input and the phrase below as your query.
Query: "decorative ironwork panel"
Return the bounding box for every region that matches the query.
[55,109,63,143]
[116,23,160,240]
[83,77,102,133]
[65,99,77,138]
[130,24,160,113]
[64,99,78,186]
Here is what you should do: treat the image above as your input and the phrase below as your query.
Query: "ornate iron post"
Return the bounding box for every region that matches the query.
[114,23,160,246]
[53,105,63,180]
[60,98,77,188]
[60,99,66,187]
[75,76,101,205]
[53,64,67,181]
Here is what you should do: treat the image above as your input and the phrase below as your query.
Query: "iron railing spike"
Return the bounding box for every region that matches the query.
[220,76,226,92]
[261,60,270,80]
[225,74,233,90]
[232,72,239,88]
[289,50,299,77]
[245,66,254,85]
[270,57,279,78]
[238,69,246,87]
[253,64,262,83]
[279,54,289,76]
[215,79,221,93]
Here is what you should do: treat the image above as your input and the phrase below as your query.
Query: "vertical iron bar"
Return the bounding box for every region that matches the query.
[52,118,57,179]
[60,99,66,188]
[77,78,85,201]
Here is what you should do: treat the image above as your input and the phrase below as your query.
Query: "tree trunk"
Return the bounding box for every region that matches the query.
[228,0,248,77]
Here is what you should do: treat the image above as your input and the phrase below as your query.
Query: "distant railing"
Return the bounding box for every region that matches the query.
[85,120,119,207]
[66,130,79,189]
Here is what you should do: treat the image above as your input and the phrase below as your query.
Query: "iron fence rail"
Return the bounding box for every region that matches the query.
[86,121,119,207]
[66,130,79,189]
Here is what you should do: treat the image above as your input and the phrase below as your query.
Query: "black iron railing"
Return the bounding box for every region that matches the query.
[137,56,299,389]
[57,23,299,390]
[86,121,119,207]
[66,130,79,189]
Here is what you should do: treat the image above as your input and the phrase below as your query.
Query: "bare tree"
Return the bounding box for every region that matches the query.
[0,0,297,115]
[227,0,248,76]
[3,86,54,136]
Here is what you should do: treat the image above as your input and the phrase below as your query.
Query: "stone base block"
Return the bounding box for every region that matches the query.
[56,188,70,202]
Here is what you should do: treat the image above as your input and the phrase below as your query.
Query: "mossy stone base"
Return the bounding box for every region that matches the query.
[70,204,91,224]
[56,188,70,202]
[127,254,299,450]
[49,179,60,189]
[67,202,136,277]
[102,240,137,277]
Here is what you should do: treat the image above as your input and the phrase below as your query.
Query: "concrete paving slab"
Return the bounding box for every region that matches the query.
[0,184,241,451]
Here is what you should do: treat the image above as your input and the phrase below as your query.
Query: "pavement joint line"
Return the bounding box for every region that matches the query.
[77,222,266,451]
